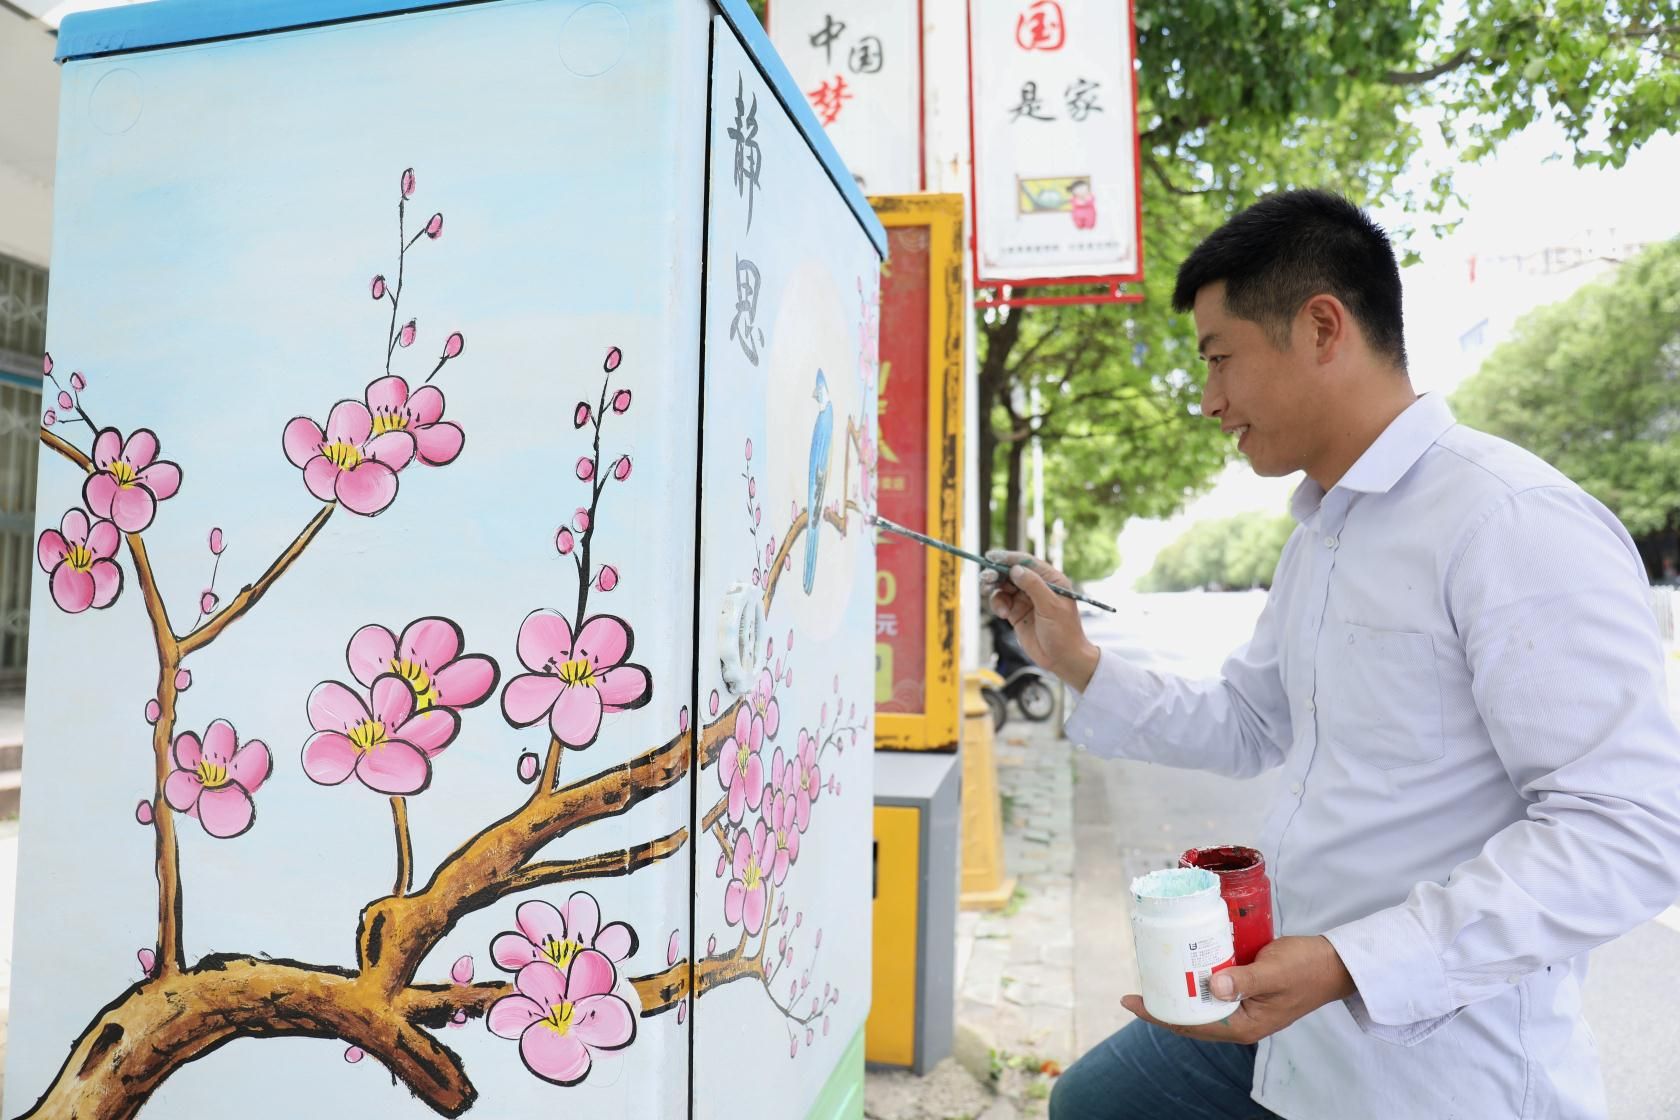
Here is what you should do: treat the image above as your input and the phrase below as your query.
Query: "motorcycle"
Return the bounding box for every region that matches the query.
[983,615,1058,729]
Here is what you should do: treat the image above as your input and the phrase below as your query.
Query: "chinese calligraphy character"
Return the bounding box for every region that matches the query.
[726,74,762,232]
[848,35,884,74]
[1008,81,1054,122]
[809,14,847,63]
[1065,78,1103,121]
[876,615,899,638]
[808,75,854,126]
[1015,0,1066,51]
[730,257,766,366]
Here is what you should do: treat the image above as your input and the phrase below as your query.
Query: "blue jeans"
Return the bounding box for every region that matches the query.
[1049,1020,1283,1120]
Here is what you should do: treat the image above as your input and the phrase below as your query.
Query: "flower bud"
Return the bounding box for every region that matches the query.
[425,212,443,238]
[596,565,619,591]
[401,168,416,199]
[138,947,156,975]
[209,527,225,555]
[517,752,540,783]
[42,411,55,427]
[200,591,218,614]
[451,955,474,984]
[145,700,161,723]
[613,456,632,481]
[175,669,192,691]
[70,371,86,392]
[136,800,153,825]
[42,352,52,375]
[442,332,464,360]
[399,320,417,347]
[604,346,622,372]
[555,527,575,555]
[574,508,591,532]
[57,392,73,409]
[574,403,591,429]
[612,389,631,413]
[576,457,594,481]
[371,275,386,299]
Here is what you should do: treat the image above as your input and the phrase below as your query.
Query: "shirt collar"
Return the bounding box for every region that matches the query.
[1290,394,1456,522]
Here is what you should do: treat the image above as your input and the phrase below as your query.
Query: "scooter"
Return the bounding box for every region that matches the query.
[983,615,1058,729]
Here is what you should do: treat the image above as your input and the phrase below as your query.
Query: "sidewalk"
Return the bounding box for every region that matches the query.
[866,712,1108,1120]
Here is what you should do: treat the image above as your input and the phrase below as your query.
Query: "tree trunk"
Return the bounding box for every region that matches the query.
[1004,437,1027,553]
[977,310,1025,555]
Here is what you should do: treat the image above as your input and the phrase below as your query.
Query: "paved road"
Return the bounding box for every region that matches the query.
[1073,588,1680,1119]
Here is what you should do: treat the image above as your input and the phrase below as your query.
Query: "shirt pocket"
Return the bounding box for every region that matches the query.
[1322,623,1445,770]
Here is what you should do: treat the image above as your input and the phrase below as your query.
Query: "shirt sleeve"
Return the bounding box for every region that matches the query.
[1325,485,1680,1042]
[1062,568,1295,779]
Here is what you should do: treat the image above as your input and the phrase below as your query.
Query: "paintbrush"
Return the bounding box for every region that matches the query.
[868,514,1117,613]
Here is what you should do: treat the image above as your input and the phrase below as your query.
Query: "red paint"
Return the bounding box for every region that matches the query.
[1179,846,1274,967]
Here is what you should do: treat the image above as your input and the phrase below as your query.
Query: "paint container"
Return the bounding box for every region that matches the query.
[1179,845,1275,966]
[1129,867,1235,1026]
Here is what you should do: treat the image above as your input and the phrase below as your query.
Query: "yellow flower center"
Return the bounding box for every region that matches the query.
[371,409,409,436]
[554,658,596,688]
[744,853,763,891]
[391,658,439,710]
[65,543,94,572]
[196,760,230,789]
[541,935,581,970]
[324,440,363,471]
[109,461,137,487]
[541,1000,577,1036]
[736,743,751,775]
[349,719,387,754]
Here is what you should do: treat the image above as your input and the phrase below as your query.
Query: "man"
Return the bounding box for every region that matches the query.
[984,189,1680,1119]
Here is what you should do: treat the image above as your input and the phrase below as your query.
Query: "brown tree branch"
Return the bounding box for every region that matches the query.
[497,827,688,900]
[1383,46,1473,85]
[177,504,335,656]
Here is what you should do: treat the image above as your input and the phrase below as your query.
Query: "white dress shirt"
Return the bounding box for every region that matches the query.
[1066,394,1680,1119]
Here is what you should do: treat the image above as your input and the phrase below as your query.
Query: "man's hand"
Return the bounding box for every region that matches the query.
[982,550,1100,690]
[1120,935,1357,1045]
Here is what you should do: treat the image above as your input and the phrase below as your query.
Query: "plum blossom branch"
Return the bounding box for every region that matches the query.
[178,505,335,656]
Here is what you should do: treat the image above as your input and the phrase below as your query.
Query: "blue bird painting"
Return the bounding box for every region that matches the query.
[804,369,833,594]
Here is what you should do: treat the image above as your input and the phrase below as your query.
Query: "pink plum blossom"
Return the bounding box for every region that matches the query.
[488,957,635,1086]
[794,730,822,830]
[283,401,415,516]
[724,820,773,934]
[767,786,800,885]
[164,719,272,838]
[501,611,651,748]
[425,213,443,238]
[401,168,416,198]
[492,892,637,973]
[750,669,781,741]
[302,675,460,795]
[37,509,122,613]
[716,703,765,823]
[364,376,464,466]
[442,332,464,360]
[84,428,182,533]
[347,616,498,713]
[603,347,622,372]
[612,389,631,413]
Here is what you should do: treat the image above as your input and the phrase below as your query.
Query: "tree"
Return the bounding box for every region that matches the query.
[1452,237,1680,542]
[1140,512,1296,592]
[983,1,1680,563]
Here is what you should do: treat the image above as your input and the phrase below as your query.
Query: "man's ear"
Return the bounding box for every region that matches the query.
[1301,294,1349,363]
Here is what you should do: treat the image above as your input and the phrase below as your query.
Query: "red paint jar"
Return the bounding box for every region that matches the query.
[1179,846,1274,966]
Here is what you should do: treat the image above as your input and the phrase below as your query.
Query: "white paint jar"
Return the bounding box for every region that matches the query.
[1130,867,1237,1026]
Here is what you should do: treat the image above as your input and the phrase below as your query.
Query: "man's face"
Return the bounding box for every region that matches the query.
[1192,282,1324,478]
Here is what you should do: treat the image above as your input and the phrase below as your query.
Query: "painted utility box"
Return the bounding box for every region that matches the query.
[5,3,883,1118]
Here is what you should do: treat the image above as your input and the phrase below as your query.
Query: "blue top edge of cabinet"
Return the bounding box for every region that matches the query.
[54,0,889,258]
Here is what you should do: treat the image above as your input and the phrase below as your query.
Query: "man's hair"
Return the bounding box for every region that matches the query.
[1172,189,1407,368]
